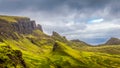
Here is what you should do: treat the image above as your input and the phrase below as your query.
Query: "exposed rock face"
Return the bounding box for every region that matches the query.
[52,31,61,37]
[12,19,43,34]
[52,42,59,51]
[0,15,43,35]
[36,24,43,32]
[105,37,120,45]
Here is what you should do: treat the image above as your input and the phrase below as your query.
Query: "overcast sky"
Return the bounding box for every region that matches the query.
[0,0,120,45]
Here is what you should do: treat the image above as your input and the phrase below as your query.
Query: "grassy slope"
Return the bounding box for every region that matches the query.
[0,29,119,68]
[72,44,120,55]
[0,15,120,68]
[1,37,120,68]
[50,41,120,68]
[0,42,27,68]
[0,15,29,23]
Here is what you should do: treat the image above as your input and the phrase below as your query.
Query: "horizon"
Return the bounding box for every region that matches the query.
[0,0,120,45]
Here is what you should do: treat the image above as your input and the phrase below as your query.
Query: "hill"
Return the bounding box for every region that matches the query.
[0,15,120,68]
[105,37,120,45]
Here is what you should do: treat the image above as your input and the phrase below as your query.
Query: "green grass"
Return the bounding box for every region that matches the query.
[73,44,120,55]
[0,15,29,23]
[0,43,26,68]
[0,30,120,68]
[1,34,120,68]
[50,41,120,68]
[1,38,120,68]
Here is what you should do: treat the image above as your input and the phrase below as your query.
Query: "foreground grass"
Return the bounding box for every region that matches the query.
[0,38,120,68]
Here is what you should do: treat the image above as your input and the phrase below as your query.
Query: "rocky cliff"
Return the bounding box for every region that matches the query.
[0,15,43,35]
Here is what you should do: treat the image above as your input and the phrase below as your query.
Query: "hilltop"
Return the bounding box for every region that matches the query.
[105,37,120,45]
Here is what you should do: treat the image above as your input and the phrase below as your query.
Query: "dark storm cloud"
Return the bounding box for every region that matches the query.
[66,0,110,10]
[0,0,66,12]
[0,0,119,13]
[0,0,120,45]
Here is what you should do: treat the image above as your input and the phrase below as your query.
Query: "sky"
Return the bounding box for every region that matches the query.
[0,0,120,45]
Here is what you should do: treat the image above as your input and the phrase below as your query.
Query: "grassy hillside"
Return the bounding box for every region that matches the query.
[71,44,120,55]
[0,29,120,68]
[0,15,120,68]
[0,42,26,68]
[0,15,29,23]
[1,37,120,68]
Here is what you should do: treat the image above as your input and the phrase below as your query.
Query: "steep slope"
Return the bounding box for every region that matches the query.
[52,31,68,43]
[50,41,120,68]
[0,15,120,68]
[0,43,26,68]
[0,15,43,38]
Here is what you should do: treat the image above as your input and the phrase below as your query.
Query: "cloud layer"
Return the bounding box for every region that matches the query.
[0,0,120,45]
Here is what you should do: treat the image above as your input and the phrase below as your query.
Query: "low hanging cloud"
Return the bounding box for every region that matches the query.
[0,0,120,45]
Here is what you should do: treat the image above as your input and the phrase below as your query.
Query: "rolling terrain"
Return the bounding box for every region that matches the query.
[0,15,120,68]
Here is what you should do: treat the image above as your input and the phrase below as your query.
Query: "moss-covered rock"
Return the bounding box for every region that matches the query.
[0,44,27,68]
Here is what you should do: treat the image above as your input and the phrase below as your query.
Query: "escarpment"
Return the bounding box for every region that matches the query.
[0,15,43,37]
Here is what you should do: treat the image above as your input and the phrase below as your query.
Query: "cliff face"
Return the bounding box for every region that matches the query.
[0,15,43,35]
[12,19,43,34]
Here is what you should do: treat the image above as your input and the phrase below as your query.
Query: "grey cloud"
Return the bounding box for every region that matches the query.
[0,0,119,20]
[0,0,119,13]
[0,0,120,45]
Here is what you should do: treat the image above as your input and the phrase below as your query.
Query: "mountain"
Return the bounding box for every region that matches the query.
[0,15,120,68]
[105,37,120,45]
[0,15,43,34]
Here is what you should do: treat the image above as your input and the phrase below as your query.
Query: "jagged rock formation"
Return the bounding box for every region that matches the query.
[52,31,60,37]
[36,24,43,32]
[0,15,43,35]
[12,20,43,34]
[52,31,68,42]
[52,42,58,51]
[105,37,120,45]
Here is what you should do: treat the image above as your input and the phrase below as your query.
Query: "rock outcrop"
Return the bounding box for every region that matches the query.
[36,24,43,32]
[52,31,68,42]
[0,45,27,68]
[0,15,43,35]
[105,37,120,45]
[12,20,43,34]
